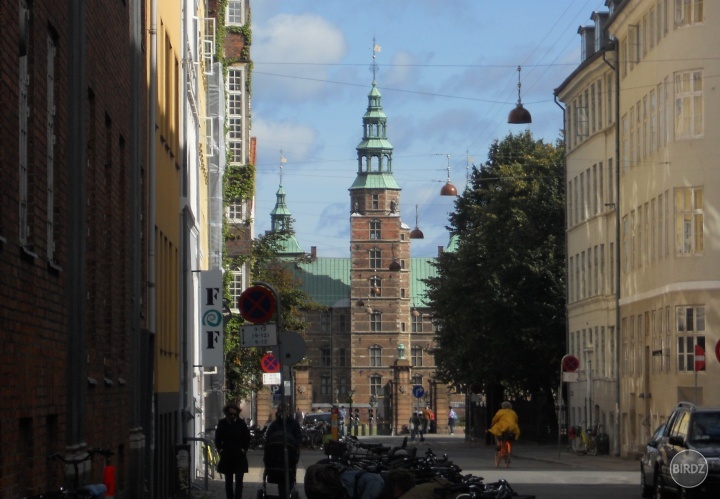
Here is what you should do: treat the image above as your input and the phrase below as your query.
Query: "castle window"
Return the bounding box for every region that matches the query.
[369,219,381,239]
[321,348,331,367]
[369,248,381,269]
[370,375,382,396]
[370,276,381,297]
[369,345,382,366]
[411,346,423,367]
[372,194,379,210]
[370,312,382,332]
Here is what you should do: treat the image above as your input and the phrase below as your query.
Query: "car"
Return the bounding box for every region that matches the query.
[652,401,720,498]
[640,423,668,497]
[303,412,332,433]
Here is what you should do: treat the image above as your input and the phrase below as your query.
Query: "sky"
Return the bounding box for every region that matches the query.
[249,0,609,258]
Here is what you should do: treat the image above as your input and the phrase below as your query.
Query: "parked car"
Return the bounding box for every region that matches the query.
[303,412,332,434]
[640,423,668,497]
[651,401,720,498]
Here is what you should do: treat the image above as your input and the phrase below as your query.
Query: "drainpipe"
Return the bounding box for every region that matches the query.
[553,94,567,455]
[147,0,158,494]
[602,44,621,458]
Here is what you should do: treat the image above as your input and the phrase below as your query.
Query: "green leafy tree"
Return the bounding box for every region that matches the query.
[223,229,319,402]
[426,130,565,398]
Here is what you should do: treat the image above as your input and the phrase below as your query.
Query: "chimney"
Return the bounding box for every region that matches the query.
[310,246,317,260]
[438,246,444,256]
[578,25,596,61]
[592,11,610,51]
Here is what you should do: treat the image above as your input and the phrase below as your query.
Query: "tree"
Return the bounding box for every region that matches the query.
[426,131,565,397]
[223,229,319,402]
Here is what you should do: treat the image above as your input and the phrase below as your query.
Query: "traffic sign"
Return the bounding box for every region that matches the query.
[562,355,580,373]
[412,385,425,398]
[238,286,276,324]
[241,324,277,347]
[261,353,280,373]
[270,331,307,366]
[262,372,281,385]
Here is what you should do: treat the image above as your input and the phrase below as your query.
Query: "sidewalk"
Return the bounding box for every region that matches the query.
[191,433,638,497]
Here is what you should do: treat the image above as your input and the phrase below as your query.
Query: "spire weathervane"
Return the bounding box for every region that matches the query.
[371,38,381,83]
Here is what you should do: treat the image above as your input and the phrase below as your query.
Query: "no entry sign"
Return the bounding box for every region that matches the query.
[238,285,276,324]
[562,355,580,373]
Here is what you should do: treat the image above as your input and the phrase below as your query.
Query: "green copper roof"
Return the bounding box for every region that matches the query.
[356,138,393,149]
[291,258,352,308]
[410,258,438,307]
[445,233,459,253]
[277,234,304,256]
[349,173,400,190]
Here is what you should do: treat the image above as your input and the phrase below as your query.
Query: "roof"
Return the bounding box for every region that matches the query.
[291,257,352,308]
[410,258,437,307]
[349,173,400,190]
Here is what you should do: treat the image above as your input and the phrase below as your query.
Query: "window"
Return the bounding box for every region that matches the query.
[369,248,381,269]
[370,276,381,297]
[227,202,244,222]
[226,0,245,25]
[677,306,705,372]
[411,346,423,367]
[321,312,331,333]
[411,313,423,333]
[411,374,423,387]
[675,187,703,255]
[370,312,381,332]
[321,348,331,367]
[19,0,31,247]
[369,345,382,367]
[369,219,381,240]
[338,348,347,367]
[47,33,57,261]
[227,68,245,164]
[372,194,379,210]
[229,271,243,310]
[320,375,331,395]
[337,377,347,395]
[370,375,382,396]
[675,0,703,27]
[674,70,703,140]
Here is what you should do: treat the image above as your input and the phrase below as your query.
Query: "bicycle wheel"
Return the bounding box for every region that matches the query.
[504,441,511,467]
[494,444,502,467]
[587,436,598,456]
[570,435,586,455]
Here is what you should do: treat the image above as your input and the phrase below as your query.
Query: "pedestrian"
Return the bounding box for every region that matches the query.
[417,412,426,442]
[409,412,421,441]
[294,406,304,425]
[266,404,303,448]
[339,405,347,435]
[448,407,457,435]
[423,405,435,434]
[215,403,250,499]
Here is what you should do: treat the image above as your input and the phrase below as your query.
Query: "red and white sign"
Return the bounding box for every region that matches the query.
[694,344,706,372]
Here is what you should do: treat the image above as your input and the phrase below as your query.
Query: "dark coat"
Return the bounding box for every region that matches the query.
[215,416,251,474]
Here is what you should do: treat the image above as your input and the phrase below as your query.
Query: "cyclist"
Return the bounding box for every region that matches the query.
[488,401,521,448]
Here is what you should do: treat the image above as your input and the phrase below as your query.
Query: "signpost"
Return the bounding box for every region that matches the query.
[238,285,276,324]
[558,354,581,457]
[241,324,278,347]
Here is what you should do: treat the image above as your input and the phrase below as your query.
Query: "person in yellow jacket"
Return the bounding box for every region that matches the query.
[488,401,521,445]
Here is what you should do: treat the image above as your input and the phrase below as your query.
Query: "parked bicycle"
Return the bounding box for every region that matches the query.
[569,424,597,456]
[28,448,114,498]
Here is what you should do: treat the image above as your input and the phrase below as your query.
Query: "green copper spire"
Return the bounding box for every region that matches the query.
[350,43,399,191]
[269,156,304,256]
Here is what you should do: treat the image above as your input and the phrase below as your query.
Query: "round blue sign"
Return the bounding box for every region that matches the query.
[412,385,425,398]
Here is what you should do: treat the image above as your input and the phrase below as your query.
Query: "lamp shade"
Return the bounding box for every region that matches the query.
[508,103,532,124]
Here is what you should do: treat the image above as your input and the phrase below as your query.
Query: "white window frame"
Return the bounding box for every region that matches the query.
[205,116,214,157]
[674,187,703,255]
[227,202,244,223]
[227,67,245,164]
[674,70,703,140]
[676,305,705,372]
[203,18,215,75]
[229,270,243,311]
[226,0,245,26]
[675,0,703,27]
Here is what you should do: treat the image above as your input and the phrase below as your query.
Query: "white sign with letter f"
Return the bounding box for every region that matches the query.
[200,269,223,367]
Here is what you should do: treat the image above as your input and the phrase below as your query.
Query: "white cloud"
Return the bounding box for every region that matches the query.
[251,118,320,165]
[253,14,348,101]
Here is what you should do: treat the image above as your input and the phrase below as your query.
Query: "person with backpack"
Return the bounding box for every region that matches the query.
[448,407,457,435]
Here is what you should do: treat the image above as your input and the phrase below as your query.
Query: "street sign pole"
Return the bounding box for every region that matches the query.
[251,280,291,498]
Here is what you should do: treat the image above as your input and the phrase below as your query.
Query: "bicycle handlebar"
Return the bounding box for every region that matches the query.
[48,448,114,465]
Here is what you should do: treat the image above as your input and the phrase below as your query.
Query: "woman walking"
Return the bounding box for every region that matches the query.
[215,403,251,499]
